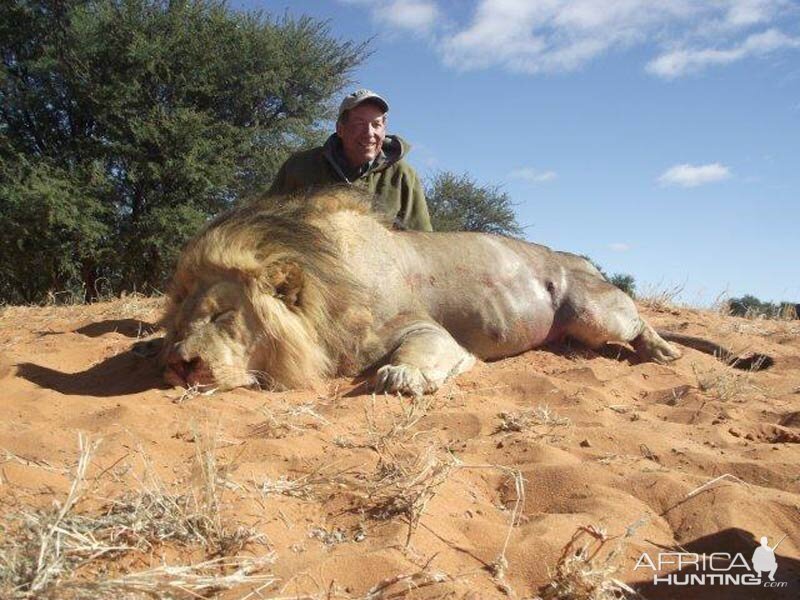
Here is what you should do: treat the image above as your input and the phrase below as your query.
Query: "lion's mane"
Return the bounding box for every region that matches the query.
[163,187,375,388]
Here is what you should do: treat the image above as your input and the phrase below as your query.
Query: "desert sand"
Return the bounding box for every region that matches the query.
[0,296,798,599]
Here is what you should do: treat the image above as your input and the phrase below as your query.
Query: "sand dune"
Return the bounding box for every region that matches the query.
[1,297,798,598]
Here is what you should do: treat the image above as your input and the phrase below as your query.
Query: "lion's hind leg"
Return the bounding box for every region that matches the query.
[631,321,682,363]
[375,321,475,396]
[561,274,681,364]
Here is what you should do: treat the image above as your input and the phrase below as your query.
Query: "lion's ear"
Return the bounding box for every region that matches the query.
[266,261,304,308]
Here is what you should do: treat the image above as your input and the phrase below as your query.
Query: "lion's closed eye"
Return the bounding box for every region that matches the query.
[211,309,234,323]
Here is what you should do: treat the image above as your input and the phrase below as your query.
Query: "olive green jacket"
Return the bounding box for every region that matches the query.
[268,134,432,231]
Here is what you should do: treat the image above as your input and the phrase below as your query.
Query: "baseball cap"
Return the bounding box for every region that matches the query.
[337,89,389,119]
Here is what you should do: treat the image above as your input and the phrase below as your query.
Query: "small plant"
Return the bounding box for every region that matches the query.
[497,405,571,436]
[638,282,685,312]
[356,444,458,546]
[362,393,434,452]
[259,462,351,500]
[250,400,331,438]
[691,362,763,402]
[537,520,646,600]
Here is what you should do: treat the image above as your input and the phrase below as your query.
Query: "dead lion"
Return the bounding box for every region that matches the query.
[159,188,770,395]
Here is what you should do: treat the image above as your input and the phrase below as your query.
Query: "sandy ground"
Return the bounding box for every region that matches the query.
[0,296,798,599]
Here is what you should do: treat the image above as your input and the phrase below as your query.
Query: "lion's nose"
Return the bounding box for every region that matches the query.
[166,353,201,384]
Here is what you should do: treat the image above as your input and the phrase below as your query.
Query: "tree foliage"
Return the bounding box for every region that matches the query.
[425,171,523,237]
[0,0,367,303]
[728,295,798,319]
[608,273,636,298]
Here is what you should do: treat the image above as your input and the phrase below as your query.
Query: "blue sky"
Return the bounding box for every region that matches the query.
[234,1,799,306]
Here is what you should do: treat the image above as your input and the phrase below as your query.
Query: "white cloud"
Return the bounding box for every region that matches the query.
[722,0,785,28]
[509,167,557,183]
[341,0,440,33]
[381,1,439,32]
[647,28,800,78]
[609,242,631,252]
[658,163,732,187]
[426,0,798,76]
[339,0,799,76]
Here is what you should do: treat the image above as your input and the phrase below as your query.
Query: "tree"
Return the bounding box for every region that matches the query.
[0,0,367,303]
[726,294,798,318]
[424,171,523,237]
[609,273,636,298]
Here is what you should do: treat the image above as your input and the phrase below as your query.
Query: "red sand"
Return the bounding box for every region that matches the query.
[1,297,798,598]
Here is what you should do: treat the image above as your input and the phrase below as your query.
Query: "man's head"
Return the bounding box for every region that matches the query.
[336,89,388,168]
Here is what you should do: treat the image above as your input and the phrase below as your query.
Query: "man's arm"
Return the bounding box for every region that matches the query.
[403,170,433,232]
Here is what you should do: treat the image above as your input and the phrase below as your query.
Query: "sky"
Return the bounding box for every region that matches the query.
[233,0,799,306]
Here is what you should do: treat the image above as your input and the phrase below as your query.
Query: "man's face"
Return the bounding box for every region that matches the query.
[336,102,387,168]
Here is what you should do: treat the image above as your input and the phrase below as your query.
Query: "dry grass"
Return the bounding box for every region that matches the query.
[183,422,266,554]
[353,444,458,546]
[0,434,103,596]
[691,361,764,402]
[637,282,685,312]
[333,394,454,546]
[1,450,70,474]
[250,400,332,438]
[105,291,163,322]
[248,389,527,594]
[168,383,219,404]
[536,521,646,600]
[255,390,526,584]
[259,462,351,500]
[459,463,526,583]
[361,393,435,451]
[685,473,750,498]
[256,394,438,511]
[268,566,451,599]
[497,405,571,434]
[0,432,272,599]
[41,556,275,599]
[359,568,450,599]
[724,318,800,338]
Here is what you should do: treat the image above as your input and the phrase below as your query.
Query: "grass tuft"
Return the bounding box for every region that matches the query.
[537,520,646,600]
[0,432,271,599]
[691,362,763,402]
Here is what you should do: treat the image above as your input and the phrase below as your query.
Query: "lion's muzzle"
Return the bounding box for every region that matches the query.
[164,352,211,388]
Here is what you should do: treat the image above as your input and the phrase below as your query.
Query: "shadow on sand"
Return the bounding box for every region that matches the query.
[74,318,157,338]
[17,349,165,397]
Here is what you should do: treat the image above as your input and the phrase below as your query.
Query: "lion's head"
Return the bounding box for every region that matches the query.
[160,189,372,391]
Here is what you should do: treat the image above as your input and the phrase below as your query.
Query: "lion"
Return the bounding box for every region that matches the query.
[159,187,771,395]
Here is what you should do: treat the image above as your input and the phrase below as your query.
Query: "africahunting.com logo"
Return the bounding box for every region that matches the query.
[634,534,788,588]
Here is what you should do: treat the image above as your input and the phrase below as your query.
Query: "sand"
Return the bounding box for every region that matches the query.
[0,296,798,599]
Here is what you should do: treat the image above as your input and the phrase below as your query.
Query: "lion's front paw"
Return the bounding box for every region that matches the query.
[375,364,438,396]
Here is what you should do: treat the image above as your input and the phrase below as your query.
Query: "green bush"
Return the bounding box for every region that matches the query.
[728,295,798,319]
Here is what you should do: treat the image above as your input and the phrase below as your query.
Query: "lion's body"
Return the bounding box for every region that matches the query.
[161,188,682,394]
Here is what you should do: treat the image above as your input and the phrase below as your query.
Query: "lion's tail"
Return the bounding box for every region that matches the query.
[657,331,774,371]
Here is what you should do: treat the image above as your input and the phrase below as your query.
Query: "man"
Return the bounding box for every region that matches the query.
[269,89,432,231]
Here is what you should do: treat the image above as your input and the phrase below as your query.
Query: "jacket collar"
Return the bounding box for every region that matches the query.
[322,134,409,182]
